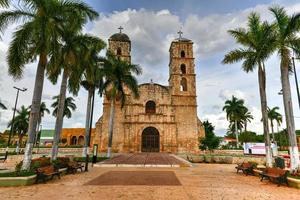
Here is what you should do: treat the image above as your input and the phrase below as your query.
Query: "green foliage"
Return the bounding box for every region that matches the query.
[199,120,220,151]
[15,157,51,173]
[0,170,35,177]
[52,157,70,169]
[51,96,77,118]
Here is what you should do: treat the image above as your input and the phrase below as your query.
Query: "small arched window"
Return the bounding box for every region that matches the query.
[180,78,187,91]
[71,136,77,145]
[117,47,122,56]
[180,64,186,74]
[145,101,156,114]
[180,50,185,58]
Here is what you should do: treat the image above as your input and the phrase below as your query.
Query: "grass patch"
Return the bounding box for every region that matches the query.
[0,171,35,177]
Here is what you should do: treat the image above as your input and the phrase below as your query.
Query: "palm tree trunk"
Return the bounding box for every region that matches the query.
[51,69,68,161]
[22,53,47,170]
[280,59,300,170]
[107,99,116,158]
[258,64,272,167]
[234,120,239,148]
[83,87,93,157]
[270,120,275,141]
[244,121,247,132]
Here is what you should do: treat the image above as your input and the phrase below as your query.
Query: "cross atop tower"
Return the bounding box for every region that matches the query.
[177,30,183,39]
[118,26,124,33]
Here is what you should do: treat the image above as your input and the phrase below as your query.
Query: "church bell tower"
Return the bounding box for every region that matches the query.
[108,26,131,63]
[169,31,198,152]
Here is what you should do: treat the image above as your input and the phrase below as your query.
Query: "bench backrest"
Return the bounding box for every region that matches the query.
[266,167,287,176]
[37,165,55,173]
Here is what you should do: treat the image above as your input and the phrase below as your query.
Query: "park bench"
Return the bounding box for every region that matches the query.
[67,161,84,174]
[259,167,288,186]
[36,165,61,183]
[235,162,254,175]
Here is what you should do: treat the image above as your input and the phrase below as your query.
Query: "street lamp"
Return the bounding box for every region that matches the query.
[292,57,300,110]
[5,86,27,158]
[85,61,104,172]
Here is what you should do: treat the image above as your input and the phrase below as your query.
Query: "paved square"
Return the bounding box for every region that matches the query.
[85,171,181,186]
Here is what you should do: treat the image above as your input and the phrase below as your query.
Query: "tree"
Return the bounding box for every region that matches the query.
[240,108,253,132]
[51,96,76,119]
[7,105,29,153]
[269,6,300,170]
[222,96,246,147]
[78,41,106,157]
[222,12,275,167]
[0,0,96,170]
[199,120,220,151]
[267,106,282,141]
[103,52,142,158]
[45,1,98,161]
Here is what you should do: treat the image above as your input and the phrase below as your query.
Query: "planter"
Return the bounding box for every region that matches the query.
[287,177,300,189]
[0,175,36,187]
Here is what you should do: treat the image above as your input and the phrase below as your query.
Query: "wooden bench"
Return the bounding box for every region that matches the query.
[36,165,61,183]
[67,161,84,174]
[235,162,254,175]
[259,167,288,186]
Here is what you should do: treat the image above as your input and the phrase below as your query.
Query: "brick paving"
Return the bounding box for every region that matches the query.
[0,164,300,200]
[100,153,186,166]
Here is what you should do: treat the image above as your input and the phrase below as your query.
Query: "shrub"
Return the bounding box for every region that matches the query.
[15,157,51,173]
[0,170,35,177]
[53,157,70,169]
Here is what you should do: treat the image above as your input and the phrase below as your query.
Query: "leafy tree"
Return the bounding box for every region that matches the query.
[269,6,300,170]
[7,105,29,153]
[222,95,246,147]
[223,12,275,167]
[199,120,220,151]
[103,52,142,158]
[51,95,76,119]
[0,0,96,170]
[267,106,282,141]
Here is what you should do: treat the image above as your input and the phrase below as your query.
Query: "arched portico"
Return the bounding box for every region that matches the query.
[141,127,160,152]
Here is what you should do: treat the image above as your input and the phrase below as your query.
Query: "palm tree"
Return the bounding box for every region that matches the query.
[269,6,300,170]
[0,101,7,110]
[222,13,275,166]
[103,52,142,158]
[77,41,106,157]
[240,108,253,132]
[7,105,29,153]
[222,96,246,148]
[51,96,77,119]
[267,106,282,141]
[35,102,50,146]
[0,0,97,170]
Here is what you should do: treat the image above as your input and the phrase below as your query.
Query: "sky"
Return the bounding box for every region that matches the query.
[1,0,300,136]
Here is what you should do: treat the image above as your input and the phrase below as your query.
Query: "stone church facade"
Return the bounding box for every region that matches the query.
[93,30,205,154]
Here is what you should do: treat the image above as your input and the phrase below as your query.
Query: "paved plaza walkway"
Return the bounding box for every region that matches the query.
[0,163,300,200]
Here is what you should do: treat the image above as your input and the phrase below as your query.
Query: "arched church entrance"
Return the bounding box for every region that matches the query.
[141,127,160,152]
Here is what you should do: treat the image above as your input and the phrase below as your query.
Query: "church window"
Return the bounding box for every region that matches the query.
[180,64,186,74]
[180,50,185,58]
[145,101,156,114]
[117,47,122,56]
[180,78,187,91]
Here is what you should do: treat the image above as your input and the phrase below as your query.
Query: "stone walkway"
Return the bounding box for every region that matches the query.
[96,153,188,167]
[0,164,300,200]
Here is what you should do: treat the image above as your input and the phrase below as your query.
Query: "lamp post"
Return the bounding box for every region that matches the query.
[292,57,300,110]
[85,61,104,172]
[5,86,27,158]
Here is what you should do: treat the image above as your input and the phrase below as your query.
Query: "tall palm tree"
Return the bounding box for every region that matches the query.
[51,96,77,119]
[269,6,300,170]
[7,105,29,153]
[240,108,253,132]
[0,0,96,170]
[267,106,282,141]
[77,41,106,157]
[103,52,142,158]
[222,13,275,166]
[35,102,50,146]
[222,96,246,148]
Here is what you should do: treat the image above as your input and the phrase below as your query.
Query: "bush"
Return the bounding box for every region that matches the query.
[15,157,51,173]
[0,170,35,177]
[52,157,70,169]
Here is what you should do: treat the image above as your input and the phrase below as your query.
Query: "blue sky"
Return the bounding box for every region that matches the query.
[1,0,300,136]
